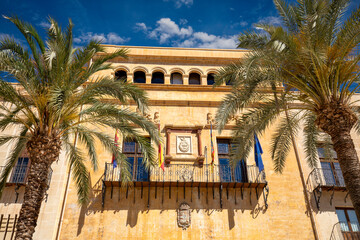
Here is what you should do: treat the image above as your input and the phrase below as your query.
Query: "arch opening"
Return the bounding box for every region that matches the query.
[115,70,127,82]
[170,72,183,85]
[189,73,201,85]
[134,71,146,83]
[151,72,164,84]
[207,73,215,85]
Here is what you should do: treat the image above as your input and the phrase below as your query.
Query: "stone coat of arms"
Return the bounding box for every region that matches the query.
[177,202,191,230]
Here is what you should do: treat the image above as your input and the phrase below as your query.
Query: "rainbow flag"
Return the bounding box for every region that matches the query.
[158,125,165,171]
[112,130,119,168]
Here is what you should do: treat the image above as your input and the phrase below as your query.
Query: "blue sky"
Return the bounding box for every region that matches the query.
[1,0,360,49]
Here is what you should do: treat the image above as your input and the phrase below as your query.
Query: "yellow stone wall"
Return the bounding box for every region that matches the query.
[0,105,70,240]
[59,46,315,239]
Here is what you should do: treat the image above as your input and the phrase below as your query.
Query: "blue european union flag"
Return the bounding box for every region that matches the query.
[254,134,264,172]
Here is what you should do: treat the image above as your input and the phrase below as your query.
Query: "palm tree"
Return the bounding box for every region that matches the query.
[215,0,360,220]
[0,16,160,239]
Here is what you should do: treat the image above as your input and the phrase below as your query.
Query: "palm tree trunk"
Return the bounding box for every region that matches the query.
[15,135,61,240]
[330,130,360,222]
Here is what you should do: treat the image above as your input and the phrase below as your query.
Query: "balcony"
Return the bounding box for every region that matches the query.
[0,166,53,187]
[330,222,360,240]
[104,163,266,187]
[307,168,347,210]
[308,168,345,190]
[102,163,268,208]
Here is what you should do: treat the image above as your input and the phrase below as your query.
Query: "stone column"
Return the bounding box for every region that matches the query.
[197,129,205,165]
[183,74,189,85]
[201,75,207,85]
[164,74,171,85]
[127,73,133,83]
[146,73,152,84]
[165,128,172,164]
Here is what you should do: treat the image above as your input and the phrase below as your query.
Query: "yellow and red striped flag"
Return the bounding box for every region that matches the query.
[158,125,165,171]
[112,130,119,168]
[210,122,215,171]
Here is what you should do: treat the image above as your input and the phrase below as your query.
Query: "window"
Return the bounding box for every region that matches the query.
[10,157,30,184]
[170,72,183,84]
[217,139,247,182]
[207,73,215,85]
[123,139,149,181]
[336,208,360,238]
[318,147,344,187]
[151,72,164,84]
[133,71,146,83]
[115,70,127,82]
[189,73,200,85]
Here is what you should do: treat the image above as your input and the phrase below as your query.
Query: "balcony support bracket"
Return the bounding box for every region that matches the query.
[263,183,269,209]
[14,184,20,203]
[141,182,143,199]
[313,187,322,210]
[255,183,260,200]
[126,185,129,199]
[198,183,200,200]
[234,182,237,205]
[240,184,243,200]
[162,181,164,204]
[249,188,252,205]
[101,180,106,208]
[133,186,136,204]
[191,181,193,202]
[155,182,157,199]
[147,182,150,208]
[110,182,113,199]
[329,186,335,206]
[344,191,350,203]
[169,183,171,199]
[219,183,223,209]
[226,183,229,200]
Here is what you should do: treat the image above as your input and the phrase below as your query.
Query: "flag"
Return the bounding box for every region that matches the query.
[254,133,264,172]
[112,130,119,168]
[158,125,165,171]
[210,122,215,167]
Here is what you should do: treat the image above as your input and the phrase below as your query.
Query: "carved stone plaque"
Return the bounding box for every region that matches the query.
[177,202,191,230]
[176,136,192,154]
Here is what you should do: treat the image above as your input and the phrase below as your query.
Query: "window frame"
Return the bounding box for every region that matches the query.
[318,146,344,186]
[336,207,360,233]
[122,138,149,181]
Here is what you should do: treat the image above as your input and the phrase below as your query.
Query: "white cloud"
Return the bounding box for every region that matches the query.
[0,33,23,44]
[179,33,238,49]
[38,21,51,28]
[134,23,148,32]
[140,18,237,49]
[74,32,130,44]
[164,0,193,8]
[179,19,188,25]
[148,18,193,44]
[254,16,282,28]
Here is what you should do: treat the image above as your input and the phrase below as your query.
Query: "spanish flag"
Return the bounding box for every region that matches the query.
[158,125,165,171]
[112,130,119,168]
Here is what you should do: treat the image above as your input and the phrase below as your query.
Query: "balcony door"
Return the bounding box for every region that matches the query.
[217,139,248,183]
[336,208,360,239]
[123,140,149,182]
[10,157,30,184]
[318,147,344,187]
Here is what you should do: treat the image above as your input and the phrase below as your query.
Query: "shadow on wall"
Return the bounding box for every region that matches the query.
[0,186,25,205]
[75,175,268,236]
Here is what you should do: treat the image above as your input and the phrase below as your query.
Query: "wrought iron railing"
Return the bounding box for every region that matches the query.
[308,168,345,190]
[0,166,53,186]
[104,163,266,184]
[330,222,360,240]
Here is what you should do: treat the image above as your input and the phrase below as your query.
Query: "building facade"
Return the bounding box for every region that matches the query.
[0,46,359,239]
